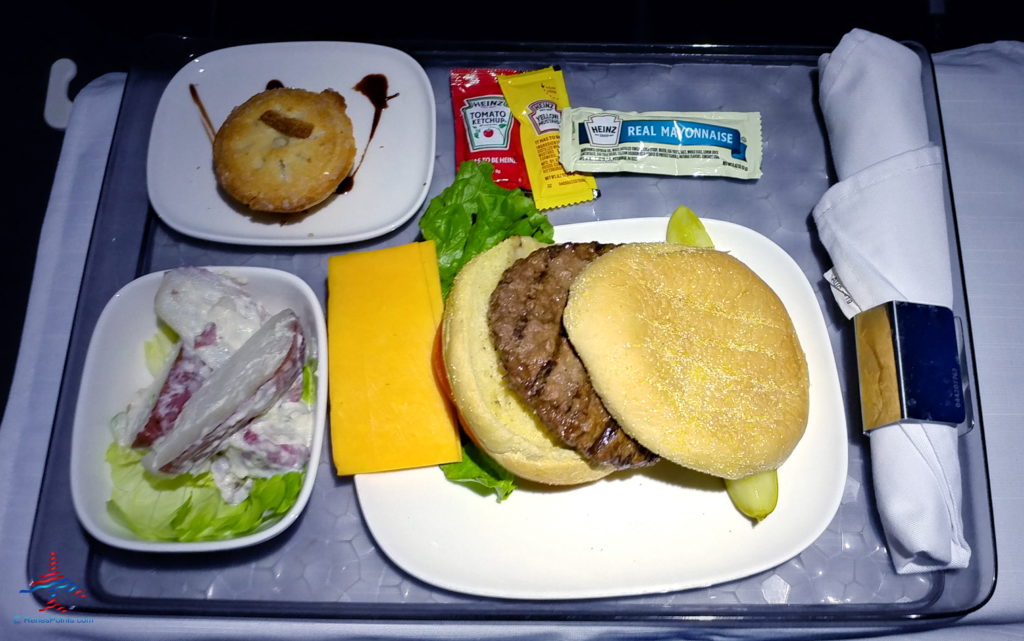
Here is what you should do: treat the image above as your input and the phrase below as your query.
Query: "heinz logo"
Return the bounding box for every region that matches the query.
[462,95,514,152]
[583,114,622,146]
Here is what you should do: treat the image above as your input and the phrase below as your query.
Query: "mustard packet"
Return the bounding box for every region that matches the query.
[498,67,598,210]
[560,107,762,179]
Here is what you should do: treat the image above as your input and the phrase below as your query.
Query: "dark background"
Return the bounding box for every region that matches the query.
[4,0,1021,418]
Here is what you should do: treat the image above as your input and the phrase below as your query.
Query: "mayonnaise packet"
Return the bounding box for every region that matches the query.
[498,67,598,210]
[560,108,762,179]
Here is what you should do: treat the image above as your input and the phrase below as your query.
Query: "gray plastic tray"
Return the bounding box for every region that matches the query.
[27,36,995,627]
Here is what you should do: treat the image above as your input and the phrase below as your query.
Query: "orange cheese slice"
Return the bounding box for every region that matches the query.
[327,241,461,475]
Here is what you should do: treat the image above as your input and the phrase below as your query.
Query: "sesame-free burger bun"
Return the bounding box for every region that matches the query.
[441,237,614,486]
[563,243,809,480]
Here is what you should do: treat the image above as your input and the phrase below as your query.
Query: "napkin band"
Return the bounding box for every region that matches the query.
[853,301,967,432]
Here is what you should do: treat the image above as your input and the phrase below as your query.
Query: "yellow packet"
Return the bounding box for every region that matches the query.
[498,67,598,210]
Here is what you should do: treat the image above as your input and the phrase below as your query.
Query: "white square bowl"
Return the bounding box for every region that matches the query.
[70,266,328,553]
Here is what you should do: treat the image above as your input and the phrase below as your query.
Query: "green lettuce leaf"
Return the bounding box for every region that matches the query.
[143,322,179,377]
[106,442,303,542]
[301,359,317,405]
[419,161,554,298]
[440,440,516,503]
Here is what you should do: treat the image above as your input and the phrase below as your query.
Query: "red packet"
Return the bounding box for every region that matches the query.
[450,69,531,190]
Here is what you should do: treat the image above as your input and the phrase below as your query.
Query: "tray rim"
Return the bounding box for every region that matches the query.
[22,34,997,627]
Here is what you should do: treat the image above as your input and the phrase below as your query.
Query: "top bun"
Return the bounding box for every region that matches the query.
[442,237,614,486]
[563,243,809,479]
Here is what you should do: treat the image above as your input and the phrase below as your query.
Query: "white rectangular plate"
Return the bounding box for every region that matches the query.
[147,41,435,246]
[355,217,848,599]
[70,267,328,553]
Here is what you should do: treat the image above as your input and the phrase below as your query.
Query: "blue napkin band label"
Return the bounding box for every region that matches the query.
[854,301,967,432]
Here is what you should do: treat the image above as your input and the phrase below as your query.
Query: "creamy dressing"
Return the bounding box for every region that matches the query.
[110,341,181,446]
[111,382,160,447]
[194,295,264,368]
[212,399,314,504]
[154,267,266,369]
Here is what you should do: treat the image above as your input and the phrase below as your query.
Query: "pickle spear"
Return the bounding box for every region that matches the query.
[725,471,779,522]
[665,205,779,522]
[666,205,714,248]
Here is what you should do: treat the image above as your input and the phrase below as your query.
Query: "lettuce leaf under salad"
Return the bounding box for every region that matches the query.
[106,442,303,542]
[419,161,555,502]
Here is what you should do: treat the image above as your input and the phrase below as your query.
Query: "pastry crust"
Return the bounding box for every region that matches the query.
[213,88,356,213]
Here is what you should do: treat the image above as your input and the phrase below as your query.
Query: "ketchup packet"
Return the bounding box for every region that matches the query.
[450,69,530,190]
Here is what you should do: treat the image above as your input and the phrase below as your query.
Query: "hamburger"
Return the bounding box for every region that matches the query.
[440,236,810,487]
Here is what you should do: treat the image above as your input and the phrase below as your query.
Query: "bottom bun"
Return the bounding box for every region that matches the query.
[442,237,614,486]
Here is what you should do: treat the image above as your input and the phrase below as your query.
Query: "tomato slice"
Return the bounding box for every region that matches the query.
[431,320,454,404]
[431,319,485,450]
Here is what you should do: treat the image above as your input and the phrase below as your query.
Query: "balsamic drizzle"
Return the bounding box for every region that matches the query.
[340,73,400,194]
[189,84,217,143]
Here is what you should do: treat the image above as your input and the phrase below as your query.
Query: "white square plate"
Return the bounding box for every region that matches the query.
[70,267,328,552]
[355,217,848,599]
[147,41,435,246]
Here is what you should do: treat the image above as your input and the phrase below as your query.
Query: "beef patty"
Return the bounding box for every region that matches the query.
[487,242,659,469]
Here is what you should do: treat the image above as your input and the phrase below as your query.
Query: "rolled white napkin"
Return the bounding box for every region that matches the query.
[812,29,971,574]
[819,28,931,181]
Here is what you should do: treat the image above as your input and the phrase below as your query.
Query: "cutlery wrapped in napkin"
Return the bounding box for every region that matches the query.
[811,29,971,574]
